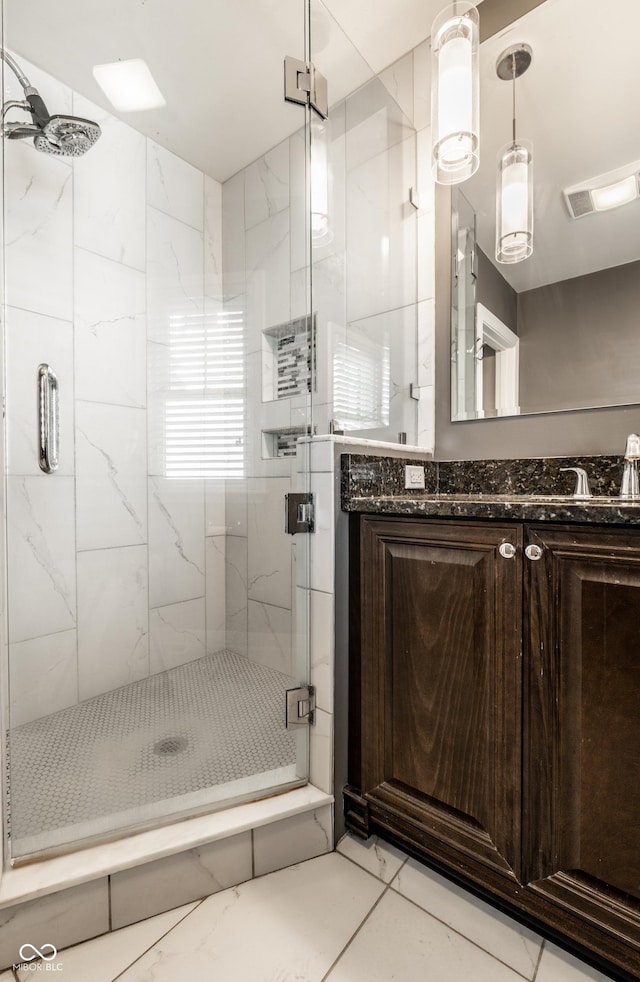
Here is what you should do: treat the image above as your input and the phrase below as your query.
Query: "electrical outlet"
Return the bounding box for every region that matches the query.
[405,465,425,490]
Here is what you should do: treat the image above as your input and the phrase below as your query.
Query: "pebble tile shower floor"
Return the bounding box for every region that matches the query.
[7,650,298,857]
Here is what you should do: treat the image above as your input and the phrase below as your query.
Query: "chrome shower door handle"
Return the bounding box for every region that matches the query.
[38,363,59,473]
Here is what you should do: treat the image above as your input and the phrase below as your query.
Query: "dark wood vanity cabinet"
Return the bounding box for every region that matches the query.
[345,515,640,980]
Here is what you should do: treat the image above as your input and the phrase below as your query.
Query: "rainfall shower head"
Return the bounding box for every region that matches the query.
[1,48,101,156]
[33,115,101,157]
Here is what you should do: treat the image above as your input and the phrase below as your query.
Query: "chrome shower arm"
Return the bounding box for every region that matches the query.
[2,99,31,120]
[0,48,32,91]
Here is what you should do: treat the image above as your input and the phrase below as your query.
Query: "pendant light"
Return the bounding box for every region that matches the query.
[495,44,533,264]
[431,2,479,185]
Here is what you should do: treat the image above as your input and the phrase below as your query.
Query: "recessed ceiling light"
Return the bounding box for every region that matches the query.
[92,58,166,112]
[563,162,640,219]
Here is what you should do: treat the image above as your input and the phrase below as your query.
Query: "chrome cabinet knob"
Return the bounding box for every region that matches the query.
[499,542,517,559]
[525,544,543,561]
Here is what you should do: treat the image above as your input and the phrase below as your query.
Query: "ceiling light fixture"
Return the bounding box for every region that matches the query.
[431,2,479,185]
[495,44,533,265]
[563,164,640,219]
[92,58,166,113]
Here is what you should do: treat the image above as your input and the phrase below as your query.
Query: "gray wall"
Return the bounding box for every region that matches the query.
[477,247,517,332]
[518,260,640,413]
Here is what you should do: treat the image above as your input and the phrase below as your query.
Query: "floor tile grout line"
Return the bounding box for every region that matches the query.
[384,876,537,982]
[109,897,208,982]
[320,878,395,981]
[532,938,546,981]
[335,843,409,886]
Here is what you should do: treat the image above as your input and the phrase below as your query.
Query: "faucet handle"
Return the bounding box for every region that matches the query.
[560,466,591,499]
[624,433,640,459]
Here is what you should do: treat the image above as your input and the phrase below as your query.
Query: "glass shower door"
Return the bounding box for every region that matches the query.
[2,0,314,861]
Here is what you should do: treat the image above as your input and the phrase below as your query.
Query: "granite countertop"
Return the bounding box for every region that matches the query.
[341,453,640,526]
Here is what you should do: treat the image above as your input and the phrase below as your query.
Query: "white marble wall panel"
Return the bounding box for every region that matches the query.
[245,209,290,345]
[346,134,417,323]
[244,139,289,231]
[4,142,72,321]
[289,129,307,275]
[0,877,109,972]
[345,77,415,173]
[110,831,253,929]
[205,480,226,537]
[9,629,78,727]
[225,479,248,536]
[149,598,206,674]
[204,176,224,302]
[76,403,147,551]
[247,477,292,609]
[417,300,436,451]
[253,804,333,876]
[308,103,347,274]
[221,171,246,302]
[148,477,205,608]
[73,94,146,272]
[247,600,292,676]
[147,141,204,231]
[77,545,149,700]
[308,471,334,595]
[205,536,226,655]
[74,249,146,408]
[309,588,334,714]
[310,707,333,794]
[5,306,74,476]
[413,39,431,132]
[379,52,415,126]
[7,476,76,643]
[147,207,204,346]
[226,535,248,658]
[346,305,418,443]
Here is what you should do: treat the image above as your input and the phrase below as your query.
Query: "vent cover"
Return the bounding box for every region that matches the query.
[564,189,594,219]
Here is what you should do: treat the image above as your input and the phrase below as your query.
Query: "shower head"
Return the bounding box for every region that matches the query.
[1,48,101,156]
[33,115,102,157]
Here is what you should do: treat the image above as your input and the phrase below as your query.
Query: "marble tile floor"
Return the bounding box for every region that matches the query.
[7,834,615,982]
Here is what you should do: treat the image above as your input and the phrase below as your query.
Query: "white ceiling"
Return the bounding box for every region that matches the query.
[3,0,446,182]
[5,0,637,291]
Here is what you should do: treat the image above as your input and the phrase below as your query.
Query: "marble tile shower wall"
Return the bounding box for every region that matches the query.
[4,57,226,727]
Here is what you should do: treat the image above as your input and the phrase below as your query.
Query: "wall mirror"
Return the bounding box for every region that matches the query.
[451,0,640,422]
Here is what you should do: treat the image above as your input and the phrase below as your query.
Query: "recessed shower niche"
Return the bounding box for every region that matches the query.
[262,314,316,458]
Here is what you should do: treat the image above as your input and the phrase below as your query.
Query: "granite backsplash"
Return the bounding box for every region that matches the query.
[341,453,625,501]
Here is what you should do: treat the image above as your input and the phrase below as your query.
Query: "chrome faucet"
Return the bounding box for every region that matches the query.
[560,466,591,499]
[620,433,640,499]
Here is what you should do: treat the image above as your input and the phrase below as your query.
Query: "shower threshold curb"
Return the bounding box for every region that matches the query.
[0,785,333,910]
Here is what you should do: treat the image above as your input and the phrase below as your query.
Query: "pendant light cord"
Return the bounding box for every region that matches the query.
[512,58,517,145]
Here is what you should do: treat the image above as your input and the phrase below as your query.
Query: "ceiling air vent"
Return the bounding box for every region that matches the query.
[563,162,640,220]
[564,189,594,219]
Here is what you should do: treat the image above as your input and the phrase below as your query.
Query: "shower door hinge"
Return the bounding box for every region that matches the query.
[284,56,328,119]
[284,491,315,534]
[286,685,316,728]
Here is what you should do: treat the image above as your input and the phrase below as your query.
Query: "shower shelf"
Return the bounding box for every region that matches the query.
[262,313,316,402]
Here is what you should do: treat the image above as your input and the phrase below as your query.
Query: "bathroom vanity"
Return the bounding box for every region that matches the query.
[342,454,640,981]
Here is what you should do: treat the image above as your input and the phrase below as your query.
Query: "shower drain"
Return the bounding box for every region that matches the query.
[153,736,189,757]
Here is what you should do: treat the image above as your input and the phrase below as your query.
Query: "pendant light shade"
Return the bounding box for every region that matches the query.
[496,141,533,263]
[495,44,533,265]
[431,2,479,185]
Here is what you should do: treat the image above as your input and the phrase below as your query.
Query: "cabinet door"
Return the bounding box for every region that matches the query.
[524,524,640,945]
[353,516,522,881]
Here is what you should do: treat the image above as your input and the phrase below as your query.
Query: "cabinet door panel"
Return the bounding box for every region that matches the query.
[524,524,640,940]
[358,517,522,880]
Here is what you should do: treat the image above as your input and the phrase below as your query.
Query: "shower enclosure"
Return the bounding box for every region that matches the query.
[1,0,317,861]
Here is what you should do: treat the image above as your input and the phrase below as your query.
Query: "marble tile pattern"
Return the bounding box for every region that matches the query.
[3,74,232,729]
[25,837,615,982]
